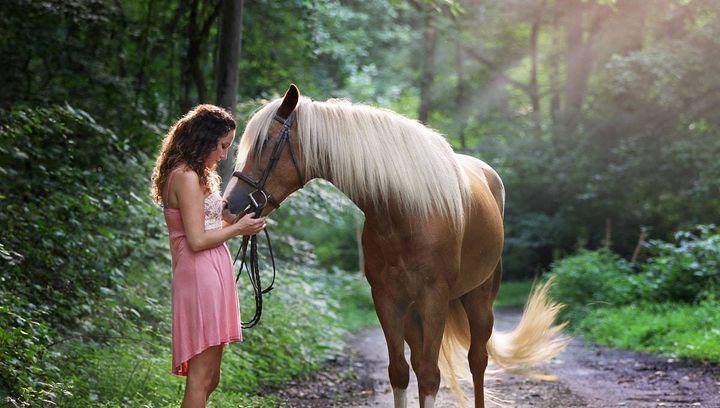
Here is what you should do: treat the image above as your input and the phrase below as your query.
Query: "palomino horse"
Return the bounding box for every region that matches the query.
[222,84,567,407]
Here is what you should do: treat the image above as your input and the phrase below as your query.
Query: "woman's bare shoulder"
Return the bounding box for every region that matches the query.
[174,167,202,191]
[174,166,198,179]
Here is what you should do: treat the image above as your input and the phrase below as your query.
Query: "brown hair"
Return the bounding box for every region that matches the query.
[151,104,236,205]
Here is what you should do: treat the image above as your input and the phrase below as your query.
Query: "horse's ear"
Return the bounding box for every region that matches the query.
[277,84,300,119]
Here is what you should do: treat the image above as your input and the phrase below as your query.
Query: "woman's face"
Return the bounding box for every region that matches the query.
[205,129,236,167]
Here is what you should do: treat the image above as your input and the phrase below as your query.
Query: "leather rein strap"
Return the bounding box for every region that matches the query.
[232,112,304,329]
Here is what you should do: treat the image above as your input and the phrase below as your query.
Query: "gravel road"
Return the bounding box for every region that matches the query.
[270,309,720,407]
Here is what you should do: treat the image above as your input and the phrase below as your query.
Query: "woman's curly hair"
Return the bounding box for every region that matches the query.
[151,104,236,205]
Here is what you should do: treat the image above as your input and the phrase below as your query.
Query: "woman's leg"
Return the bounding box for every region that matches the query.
[181,345,224,408]
[207,346,225,400]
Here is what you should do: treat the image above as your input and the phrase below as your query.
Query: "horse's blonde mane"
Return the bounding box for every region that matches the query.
[236,96,470,228]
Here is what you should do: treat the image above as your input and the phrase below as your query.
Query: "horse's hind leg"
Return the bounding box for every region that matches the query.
[412,284,450,408]
[371,287,410,408]
[460,261,502,408]
[404,307,423,405]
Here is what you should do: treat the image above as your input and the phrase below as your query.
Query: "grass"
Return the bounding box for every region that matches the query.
[576,296,720,362]
[494,279,534,308]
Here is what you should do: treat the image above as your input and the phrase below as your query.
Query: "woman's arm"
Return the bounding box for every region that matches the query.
[174,169,265,252]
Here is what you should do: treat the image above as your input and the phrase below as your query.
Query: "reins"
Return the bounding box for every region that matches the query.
[231,112,304,329]
[233,226,276,329]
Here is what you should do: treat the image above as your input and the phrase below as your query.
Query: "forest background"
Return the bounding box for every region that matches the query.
[1,0,719,407]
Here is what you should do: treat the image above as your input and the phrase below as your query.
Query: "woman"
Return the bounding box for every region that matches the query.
[150,105,265,407]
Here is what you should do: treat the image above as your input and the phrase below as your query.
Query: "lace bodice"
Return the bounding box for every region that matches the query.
[204,192,223,230]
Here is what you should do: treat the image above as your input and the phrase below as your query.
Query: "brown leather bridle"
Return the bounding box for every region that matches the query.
[230,111,305,328]
[232,112,304,216]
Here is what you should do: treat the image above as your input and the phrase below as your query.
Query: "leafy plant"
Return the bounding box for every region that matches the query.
[639,225,720,302]
[547,249,639,323]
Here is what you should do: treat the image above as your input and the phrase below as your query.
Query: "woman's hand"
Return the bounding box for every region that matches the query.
[233,213,267,236]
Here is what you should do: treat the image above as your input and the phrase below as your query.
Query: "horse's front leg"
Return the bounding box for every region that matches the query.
[371,284,410,408]
[413,283,450,408]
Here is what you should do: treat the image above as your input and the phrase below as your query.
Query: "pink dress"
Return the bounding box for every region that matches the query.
[163,168,242,376]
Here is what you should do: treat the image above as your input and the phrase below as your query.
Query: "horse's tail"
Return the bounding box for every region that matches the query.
[486,278,569,373]
[439,278,569,407]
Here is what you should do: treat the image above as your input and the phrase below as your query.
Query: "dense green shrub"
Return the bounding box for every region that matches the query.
[547,225,720,360]
[639,225,720,302]
[548,226,720,318]
[547,248,639,322]
[0,290,68,405]
[0,105,165,404]
[0,105,161,328]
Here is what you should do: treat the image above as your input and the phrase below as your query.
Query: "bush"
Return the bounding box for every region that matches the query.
[0,290,70,406]
[639,225,720,302]
[548,248,638,322]
[0,105,166,405]
[546,226,720,361]
[0,105,161,328]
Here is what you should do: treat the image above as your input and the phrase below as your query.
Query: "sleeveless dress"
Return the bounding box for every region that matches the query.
[163,168,242,376]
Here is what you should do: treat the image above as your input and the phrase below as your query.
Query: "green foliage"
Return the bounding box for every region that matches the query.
[0,106,377,406]
[576,296,720,362]
[0,0,168,145]
[0,291,68,406]
[0,105,161,328]
[548,225,720,323]
[639,225,720,302]
[547,226,720,360]
[242,0,414,100]
[547,249,639,322]
[268,180,363,273]
[421,0,720,278]
[327,270,378,331]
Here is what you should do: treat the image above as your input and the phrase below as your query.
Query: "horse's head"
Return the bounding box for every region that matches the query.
[223,84,305,223]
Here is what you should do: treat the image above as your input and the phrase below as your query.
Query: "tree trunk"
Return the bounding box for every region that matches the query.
[616,0,646,53]
[180,0,221,112]
[180,0,200,112]
[190,40,207,103]
[563,1,587,119]
[418,12,437,124]
[562,2,610,130]
[455,30,466,152]
[529,17,541,136]
[216,0,244,185]
[216,0,243,114]
[549,12,562,129]
[134,0,156,108]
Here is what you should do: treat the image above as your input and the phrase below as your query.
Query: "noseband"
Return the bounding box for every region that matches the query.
[232,112,304,215]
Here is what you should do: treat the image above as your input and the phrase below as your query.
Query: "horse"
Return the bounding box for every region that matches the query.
[222,84,567,408]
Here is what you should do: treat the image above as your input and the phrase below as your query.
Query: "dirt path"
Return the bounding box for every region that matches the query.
[271,309,720,407]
